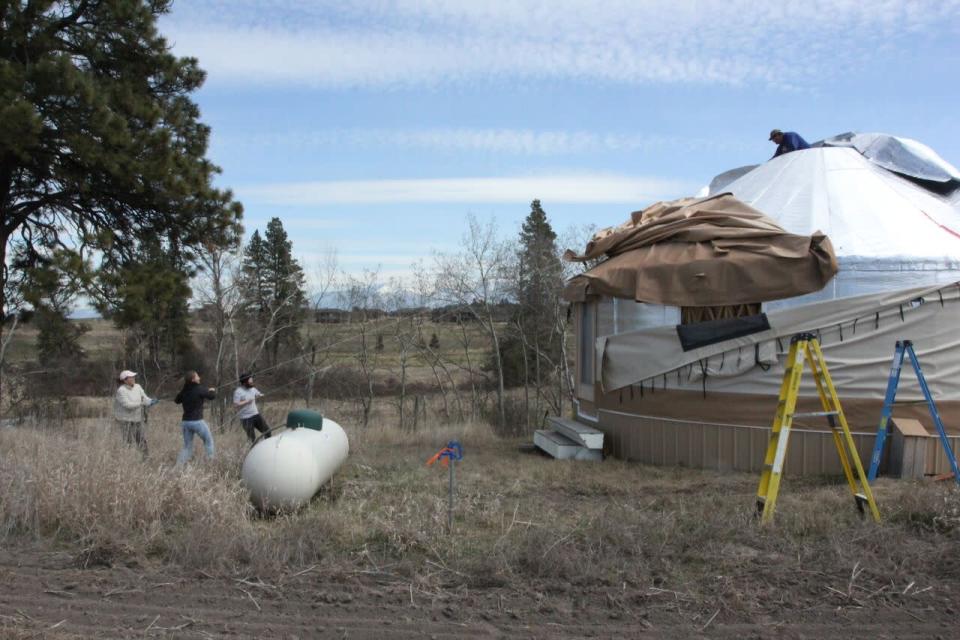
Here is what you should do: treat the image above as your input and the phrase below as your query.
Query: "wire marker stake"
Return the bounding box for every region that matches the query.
[426,441,464,532]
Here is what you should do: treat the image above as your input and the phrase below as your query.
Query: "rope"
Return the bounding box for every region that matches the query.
[153,306,470,403]
[212,305,476,390]
[210,313,413,390]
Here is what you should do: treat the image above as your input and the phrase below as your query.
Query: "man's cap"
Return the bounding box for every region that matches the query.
[239,372,253,384]
[769,129,783,140]
[118,370,137,381]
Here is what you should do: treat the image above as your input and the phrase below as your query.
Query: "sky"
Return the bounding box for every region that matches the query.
[158,0,960,286]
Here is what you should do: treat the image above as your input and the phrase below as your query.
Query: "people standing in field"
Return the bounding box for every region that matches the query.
[113,370,156,458]
[174,370,216,465]
[234,372,270,443]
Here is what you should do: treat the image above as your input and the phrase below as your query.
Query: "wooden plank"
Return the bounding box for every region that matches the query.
[891,417,929,437]
[548,416,604,449]
[891,418,929,479]
[533,430,603,462]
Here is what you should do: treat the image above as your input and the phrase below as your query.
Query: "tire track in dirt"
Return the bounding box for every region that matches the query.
[1,546,952,639]
[0,549,642,638]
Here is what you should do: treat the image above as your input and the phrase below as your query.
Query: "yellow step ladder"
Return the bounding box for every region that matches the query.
[756,333,880,524]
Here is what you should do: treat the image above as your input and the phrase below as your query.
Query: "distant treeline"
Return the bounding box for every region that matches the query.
[302,302,520,324]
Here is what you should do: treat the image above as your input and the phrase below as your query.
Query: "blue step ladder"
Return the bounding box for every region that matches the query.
[867,340,960,485]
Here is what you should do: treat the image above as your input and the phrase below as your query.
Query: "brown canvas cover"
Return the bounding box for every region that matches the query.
[562,193,837,306]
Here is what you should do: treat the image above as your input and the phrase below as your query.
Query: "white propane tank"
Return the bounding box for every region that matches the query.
[241,410,349,512]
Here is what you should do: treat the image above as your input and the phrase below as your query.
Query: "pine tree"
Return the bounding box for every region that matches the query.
[100,240,196,373]
[495,200,564,390]
[241,231,269,316]
[1,1,242,321]
[19,250,88,366]
[240,218,306,365]
[517,200,562,329]
[34,306,87,367]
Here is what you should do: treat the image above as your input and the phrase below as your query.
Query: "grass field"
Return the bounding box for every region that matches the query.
[6,316,496,366]
[3,321,960,636]
[2,400,959,637]
[4,315,504,403]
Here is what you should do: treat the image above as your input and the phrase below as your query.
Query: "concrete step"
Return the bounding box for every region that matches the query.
[534,429,603,462]
[547,416,604,450]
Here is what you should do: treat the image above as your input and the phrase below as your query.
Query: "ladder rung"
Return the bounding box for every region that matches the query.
[790,411,839,418]
[892,400,928,406]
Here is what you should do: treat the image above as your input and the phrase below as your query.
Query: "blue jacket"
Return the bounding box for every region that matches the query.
[773,131,810,158]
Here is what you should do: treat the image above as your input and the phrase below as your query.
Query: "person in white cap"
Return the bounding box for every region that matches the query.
[113,370,157,458]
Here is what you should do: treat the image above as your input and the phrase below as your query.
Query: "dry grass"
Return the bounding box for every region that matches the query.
[2,400,960,620]
[4,316,494,372]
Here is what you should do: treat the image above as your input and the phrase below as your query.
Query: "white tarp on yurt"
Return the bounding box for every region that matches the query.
[592,133,960,402]
[569,134,960,471]
[716,141,960,310]
[820,132,960,185]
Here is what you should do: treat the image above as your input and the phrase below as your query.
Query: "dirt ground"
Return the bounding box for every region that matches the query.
[1,545,955,639]
[3,416,959,639]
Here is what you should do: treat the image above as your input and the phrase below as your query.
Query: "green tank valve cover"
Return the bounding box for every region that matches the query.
[286,409,324,431]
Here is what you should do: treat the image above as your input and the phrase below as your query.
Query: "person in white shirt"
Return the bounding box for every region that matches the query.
[113,370,157,457]
[234,372,270,443]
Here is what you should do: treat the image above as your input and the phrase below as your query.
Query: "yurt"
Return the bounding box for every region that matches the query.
[564,133,960,476]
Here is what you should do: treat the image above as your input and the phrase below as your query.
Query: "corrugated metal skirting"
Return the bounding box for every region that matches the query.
[597,410,889,476]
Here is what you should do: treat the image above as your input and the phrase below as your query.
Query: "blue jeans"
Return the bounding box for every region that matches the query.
[177,420,215,465]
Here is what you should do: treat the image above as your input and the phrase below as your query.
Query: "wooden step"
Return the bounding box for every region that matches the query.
[534,430,603,461]
[546,416,604,450]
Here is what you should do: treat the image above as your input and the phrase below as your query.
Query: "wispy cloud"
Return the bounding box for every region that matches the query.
[334,254,430,266]
[161,0,960,89]
[268,217,353,231]
[215,127,749,156]
[238,173,692,206]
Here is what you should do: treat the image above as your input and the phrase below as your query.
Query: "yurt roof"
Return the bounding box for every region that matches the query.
[716,144,960,260]
[820,132,960,185]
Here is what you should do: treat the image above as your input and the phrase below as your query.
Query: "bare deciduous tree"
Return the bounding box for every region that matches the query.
[384,277,416,429]
[411,264,463,422]
[303,249,340,409]
[434,214,510,428]
[340,268,382,427]
[555,223,600,408]
[195,242,243,430]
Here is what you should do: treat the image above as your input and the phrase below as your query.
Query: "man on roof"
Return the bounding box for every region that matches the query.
[769,129,810,158]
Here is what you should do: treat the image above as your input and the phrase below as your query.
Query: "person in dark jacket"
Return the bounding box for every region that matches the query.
[174,370,216,465]
[769,129,810,158]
